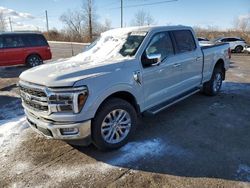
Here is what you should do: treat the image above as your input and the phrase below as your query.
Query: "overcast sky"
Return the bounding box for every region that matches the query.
[0,0,249,31]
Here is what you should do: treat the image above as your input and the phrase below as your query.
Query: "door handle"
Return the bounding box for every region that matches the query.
[173,63,181,68]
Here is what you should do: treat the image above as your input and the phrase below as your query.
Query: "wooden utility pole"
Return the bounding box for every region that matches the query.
[121,0,123,28]
[88,0,93,41]
[45,10,49,32]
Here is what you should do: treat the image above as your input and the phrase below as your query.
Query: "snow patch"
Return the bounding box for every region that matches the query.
[209,102,226,110]
[0,99,24,120]
[10,161,32,175]
[0,116,28,149]
[108,138,189,166]
[235,164,250,182]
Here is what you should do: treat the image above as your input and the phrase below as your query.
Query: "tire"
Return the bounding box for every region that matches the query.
[202,67,223,96]
[235,45,243,53]
[92,98,137,151]
[26,54,43,67]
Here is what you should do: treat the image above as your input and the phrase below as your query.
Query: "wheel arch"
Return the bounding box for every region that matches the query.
[214,58,226,80]
[94,91,141,118]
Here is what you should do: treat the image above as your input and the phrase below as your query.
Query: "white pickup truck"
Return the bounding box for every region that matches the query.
[19,26,230,150]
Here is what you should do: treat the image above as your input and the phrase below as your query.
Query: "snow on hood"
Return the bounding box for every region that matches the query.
[20,27,143,87]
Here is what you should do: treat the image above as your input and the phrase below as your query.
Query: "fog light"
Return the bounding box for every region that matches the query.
[60,128,79,135]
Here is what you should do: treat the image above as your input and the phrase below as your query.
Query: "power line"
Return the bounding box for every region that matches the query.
[110,0,178,9]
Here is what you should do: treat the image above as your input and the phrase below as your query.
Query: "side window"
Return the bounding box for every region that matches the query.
[142,32,174,67]
[0,37,3,48]
[230,38,237,42]
[3,35,25,48]
[25,35,48,47]
[172,30,196,53]
[221,38,228,42]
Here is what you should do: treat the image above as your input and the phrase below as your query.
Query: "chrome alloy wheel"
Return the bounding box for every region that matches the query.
[29,56,42,67]
[101,109,131,144]
[213,72,222,93]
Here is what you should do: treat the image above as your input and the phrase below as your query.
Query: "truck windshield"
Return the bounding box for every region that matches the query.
[70,30,147,63]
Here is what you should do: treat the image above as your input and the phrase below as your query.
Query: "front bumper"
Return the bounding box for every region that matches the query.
[25,109,91,141]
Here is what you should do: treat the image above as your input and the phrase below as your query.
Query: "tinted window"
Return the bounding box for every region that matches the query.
[142,32,174,67]
[0,37,3,48]
[23,34,48,47]
[172,30,196,53]
[221,38,228,42]
[3,35,25,48]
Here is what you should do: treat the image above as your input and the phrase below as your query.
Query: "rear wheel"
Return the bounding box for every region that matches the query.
[203,67,223,96]
[26,54,43,67]
[235,45,243,53]
[92,98,137,150]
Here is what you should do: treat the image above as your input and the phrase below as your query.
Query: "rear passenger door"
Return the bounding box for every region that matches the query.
[171,30,203,91]
[3,35,26,65]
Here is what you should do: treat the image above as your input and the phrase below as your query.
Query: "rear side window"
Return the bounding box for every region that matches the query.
[3,35,25,48]
[221,38,229,42]
[23,34,48,47]
[172,30,196,53]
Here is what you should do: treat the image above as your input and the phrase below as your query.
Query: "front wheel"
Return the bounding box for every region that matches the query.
[203,67,223,96]
[92,98,137,150]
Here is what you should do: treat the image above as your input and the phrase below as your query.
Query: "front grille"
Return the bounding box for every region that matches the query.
[20,85,46,97]
[19,82,49,113]
[23,98,48,111]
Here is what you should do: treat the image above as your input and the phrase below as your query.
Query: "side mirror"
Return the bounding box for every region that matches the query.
[146,53,161,66]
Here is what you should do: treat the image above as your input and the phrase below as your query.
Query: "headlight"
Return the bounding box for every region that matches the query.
[47,86,88,113]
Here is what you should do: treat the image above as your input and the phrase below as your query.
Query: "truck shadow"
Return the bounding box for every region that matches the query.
[74,82,250,183]
[0,66,28,79]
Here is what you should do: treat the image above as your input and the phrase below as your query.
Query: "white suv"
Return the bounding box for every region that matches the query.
[212,37,246,53]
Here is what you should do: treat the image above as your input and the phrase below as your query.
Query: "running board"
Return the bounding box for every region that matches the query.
[144,88,200,116]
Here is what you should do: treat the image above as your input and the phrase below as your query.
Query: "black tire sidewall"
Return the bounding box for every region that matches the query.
[27,55,43,67]
[91,98,137,150]
[235,46,243,53]
[210,68,223,95]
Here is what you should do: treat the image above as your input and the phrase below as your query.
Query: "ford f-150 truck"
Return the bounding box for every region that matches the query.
[19,26,230,150]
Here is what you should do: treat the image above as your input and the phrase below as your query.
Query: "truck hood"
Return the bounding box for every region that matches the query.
[20,58,127,87]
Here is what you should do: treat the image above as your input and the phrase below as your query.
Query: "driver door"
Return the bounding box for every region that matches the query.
[141,31,183,109]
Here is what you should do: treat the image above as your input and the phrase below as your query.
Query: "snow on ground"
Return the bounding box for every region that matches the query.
[0,99,24,120]
[108,138,191,166]
[235,164,250,182]
[0,116,28,151]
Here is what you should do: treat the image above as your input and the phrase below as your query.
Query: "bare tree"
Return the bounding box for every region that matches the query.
[82,0,98,41]
[0,11,6,32]
[60,0,99,42]
[233,13,250,31]
[60,9,84,41]
[131,9,155,26]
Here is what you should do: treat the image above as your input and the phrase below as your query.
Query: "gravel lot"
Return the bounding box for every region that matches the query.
[0,44,250,188]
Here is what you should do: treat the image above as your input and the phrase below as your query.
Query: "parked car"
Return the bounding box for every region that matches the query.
[197,37,213,47]
[197,37,209,41]
[0,32,52,67]
[19,26,230,150]
[212,37,246,53]
[243,45,250,54]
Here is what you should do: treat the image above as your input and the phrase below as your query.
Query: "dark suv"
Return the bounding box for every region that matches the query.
[0,32,52,67]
